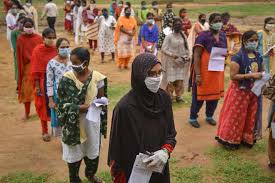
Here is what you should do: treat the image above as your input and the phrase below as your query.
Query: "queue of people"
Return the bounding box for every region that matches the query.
[3,0,275,182]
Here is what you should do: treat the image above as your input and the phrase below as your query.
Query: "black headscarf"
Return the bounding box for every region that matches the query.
[130,53,168,116]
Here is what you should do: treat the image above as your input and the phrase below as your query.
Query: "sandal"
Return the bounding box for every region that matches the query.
[42,134,51,142]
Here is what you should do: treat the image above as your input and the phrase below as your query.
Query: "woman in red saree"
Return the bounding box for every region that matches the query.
[31,28,57,142]
[16,18,42,120]
[216,31,264,150]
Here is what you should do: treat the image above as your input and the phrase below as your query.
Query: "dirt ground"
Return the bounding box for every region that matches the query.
[0,20,271,181]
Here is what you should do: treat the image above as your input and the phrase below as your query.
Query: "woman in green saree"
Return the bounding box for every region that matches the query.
[57,47,107,183]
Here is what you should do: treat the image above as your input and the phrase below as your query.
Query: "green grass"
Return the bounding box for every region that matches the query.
[187,4,275,18]
[108,83,130,107]
[171,166,204,183]
[206,147,275,183]
[0,172,49,183]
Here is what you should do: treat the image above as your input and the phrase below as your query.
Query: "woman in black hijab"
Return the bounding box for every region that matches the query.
[108,53,177,183]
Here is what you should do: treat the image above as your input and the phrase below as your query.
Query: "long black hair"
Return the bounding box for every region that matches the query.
[173,18,189,51]
[241,30,257,48]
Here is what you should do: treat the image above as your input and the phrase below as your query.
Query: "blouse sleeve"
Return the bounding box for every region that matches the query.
[231,53,241,65]
[46,61,54,97]
[194,33,205,48]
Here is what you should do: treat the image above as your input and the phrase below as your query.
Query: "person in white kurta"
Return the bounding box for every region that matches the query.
[6,5,18,50]
[97,9,116,63]
[75,4,85,45]
[23,1,39,33]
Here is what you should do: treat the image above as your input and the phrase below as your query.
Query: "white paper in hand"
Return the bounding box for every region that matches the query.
[251,72,270,96]
[163,27,172,36]
[93,97,109,107]
[208,47,227,71]
[86,105,102,123]
[128,153,152,183]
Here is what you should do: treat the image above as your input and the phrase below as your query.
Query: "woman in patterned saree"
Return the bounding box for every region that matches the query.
[46,38,72,137]
[216,31,264,150]
[57,47,107,183]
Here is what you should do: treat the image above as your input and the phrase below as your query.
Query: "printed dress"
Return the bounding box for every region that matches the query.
[98,15,117,53]
[46,59,72,136]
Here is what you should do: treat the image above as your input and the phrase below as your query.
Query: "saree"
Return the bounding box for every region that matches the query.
[114,16,137,59]
[57,70,107,146]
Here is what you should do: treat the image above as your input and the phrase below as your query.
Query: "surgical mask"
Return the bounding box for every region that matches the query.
[146,19,155,25]
[26,3,32,7]
[72,61,87,73]
[44,38,56,47]
[265,24,275,31]
[210,22,223,31]
[59,48,70,57]
[245,41,258,51]
[10,8,18,15]
[23,27,34,34]
[153,5,158,9]
[144,75,162,93]
[141,5,147,9]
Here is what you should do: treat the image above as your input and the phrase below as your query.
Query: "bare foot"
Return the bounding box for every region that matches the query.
[42,134,51,142]
[21,115,30,121]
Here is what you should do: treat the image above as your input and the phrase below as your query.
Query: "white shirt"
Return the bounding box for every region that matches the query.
[42,2,58,18]
[6,12,17,40]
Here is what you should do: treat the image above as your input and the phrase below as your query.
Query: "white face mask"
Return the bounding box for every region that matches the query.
[144,75,162,93]
[265,24,275,31]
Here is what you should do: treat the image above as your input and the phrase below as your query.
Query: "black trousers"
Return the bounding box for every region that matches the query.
[47,17,56,31]
[67,156,99,183]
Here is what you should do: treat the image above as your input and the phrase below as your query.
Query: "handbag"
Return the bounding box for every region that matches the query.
[263,74,275,102]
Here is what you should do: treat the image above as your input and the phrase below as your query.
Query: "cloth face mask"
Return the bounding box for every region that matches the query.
[144,74,162,93]
[23,27,34,34]
[71,61,87,73]
[210,22,223,31]
[265,24,275,31]
[146,19,155,25]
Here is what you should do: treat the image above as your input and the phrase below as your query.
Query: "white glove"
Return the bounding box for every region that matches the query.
[143,149,169,168]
